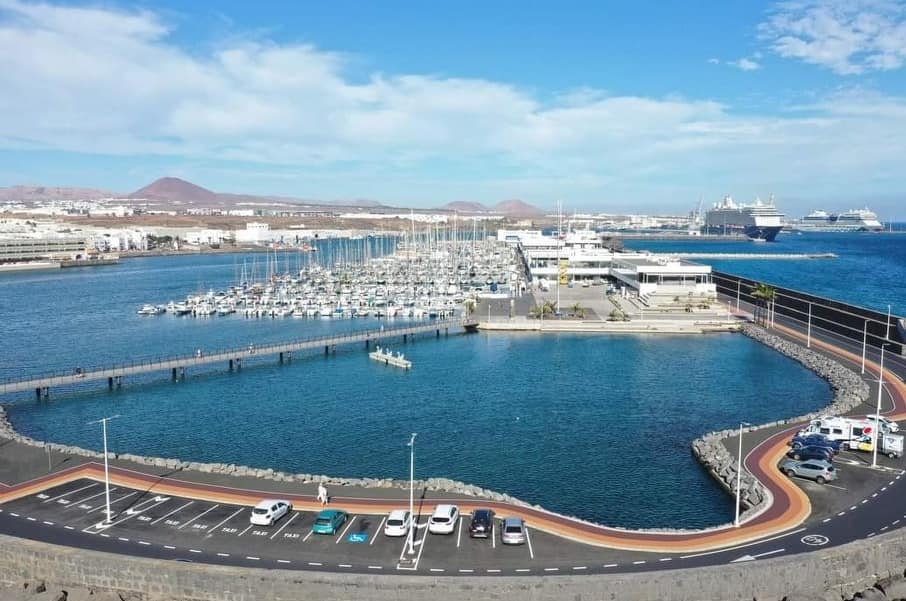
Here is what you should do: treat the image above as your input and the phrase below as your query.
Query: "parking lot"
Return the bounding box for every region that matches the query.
[0,478,620,575]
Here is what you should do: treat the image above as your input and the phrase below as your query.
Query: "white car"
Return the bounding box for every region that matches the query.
[383,509,411,537]
[866,414,899,432]
[428,504,459,534]
[249,499,292,526]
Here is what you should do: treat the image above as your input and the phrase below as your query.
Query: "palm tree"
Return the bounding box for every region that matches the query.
[750,283,776,326]
[463,299,477,316]
[570,302,586,319]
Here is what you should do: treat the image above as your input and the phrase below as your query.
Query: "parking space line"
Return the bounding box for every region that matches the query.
[42,483,97,504]
[302,529,314,542]
[491,523,495,549]
[65,488,117,510]
[335,516,357,544]
[270,512,299,540]
[237,523,254,537]
[108,498,171,528]
[178,504,219,530]
[151,501,194,525]
[86,491,137,515]
[456,516,463,548]
[208,507,244,534]
[524,527,534,560]
[369,516,386,545]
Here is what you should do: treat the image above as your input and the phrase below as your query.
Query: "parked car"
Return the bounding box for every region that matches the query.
[501,517,527,545]
[249,499,292,526]
[311,509,348,535]
[383,509,411,537]
[786,445,834,462]
[428,504,459,535]
[789,433,842,453]
[780,459,837,484]
[866,414,900,433]
[468,508,494,539]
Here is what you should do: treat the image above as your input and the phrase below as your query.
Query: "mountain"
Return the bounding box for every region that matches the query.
[493,199,545,217]
[0,185,116,202]
[131,177,217,203]
[440,201,490,213]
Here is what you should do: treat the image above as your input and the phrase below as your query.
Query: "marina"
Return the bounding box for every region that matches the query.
[368,346,412,369]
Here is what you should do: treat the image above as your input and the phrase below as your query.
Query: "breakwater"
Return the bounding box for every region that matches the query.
[692,323,871,521]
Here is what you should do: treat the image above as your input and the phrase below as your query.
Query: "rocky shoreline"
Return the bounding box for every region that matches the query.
[0,322,871,532]
[691,323,871,522]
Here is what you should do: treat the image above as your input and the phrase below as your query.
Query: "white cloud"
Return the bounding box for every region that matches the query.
[728,58,762,71]
[707,57,721,64]
[759,0,906,75]
[0,0,905,210]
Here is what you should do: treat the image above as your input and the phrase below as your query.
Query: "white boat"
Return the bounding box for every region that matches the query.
[137,304,164,316]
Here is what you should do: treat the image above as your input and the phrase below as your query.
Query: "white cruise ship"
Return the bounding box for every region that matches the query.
[704,195,785,241]
[791,208,883,232]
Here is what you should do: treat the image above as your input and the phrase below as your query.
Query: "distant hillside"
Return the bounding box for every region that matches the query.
[0,185,116,202]
[494,199,545,217]
[441,201,490,213]
[131,177,217,204]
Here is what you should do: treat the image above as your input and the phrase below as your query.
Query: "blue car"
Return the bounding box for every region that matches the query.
[311,509,348,535]
[786,445,835,462]
[790,434,842,454]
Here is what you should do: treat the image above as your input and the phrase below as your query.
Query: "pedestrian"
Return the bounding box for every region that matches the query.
[317,483,328,506]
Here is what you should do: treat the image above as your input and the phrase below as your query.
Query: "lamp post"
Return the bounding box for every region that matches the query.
[887,305,892,340]
[806,302,812,348]
[872,345,890,468]
[406,433,417,555]
[89,415,120,524]
[734,421,750,527]
[861,319,868,374]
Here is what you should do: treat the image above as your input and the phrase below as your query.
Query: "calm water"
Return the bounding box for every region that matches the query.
[625,231,906,316]
[0,239,843,528]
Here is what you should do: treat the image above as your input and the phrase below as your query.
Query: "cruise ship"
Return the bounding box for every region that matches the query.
[791,208,883,232]
[704,195,785,241]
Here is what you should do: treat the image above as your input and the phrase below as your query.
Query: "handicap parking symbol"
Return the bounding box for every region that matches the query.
[347,532,368,543]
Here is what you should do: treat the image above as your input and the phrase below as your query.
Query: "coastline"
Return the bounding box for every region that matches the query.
[0,321,869,534]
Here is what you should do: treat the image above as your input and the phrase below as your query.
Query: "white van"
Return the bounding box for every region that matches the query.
[799,416,877,443]
[865,414,899,433]
[849,433,904,459]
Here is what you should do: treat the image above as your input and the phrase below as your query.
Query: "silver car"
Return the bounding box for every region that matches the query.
[501,517,526,545]
[780,459,837,484]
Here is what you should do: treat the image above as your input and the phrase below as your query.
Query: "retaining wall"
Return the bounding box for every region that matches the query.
[2,528,906,601]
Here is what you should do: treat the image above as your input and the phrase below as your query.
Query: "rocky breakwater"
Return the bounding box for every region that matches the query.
[691,323,871,522]
[0,405,530,508]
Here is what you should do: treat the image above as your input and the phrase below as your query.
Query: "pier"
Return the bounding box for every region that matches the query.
[1,318,476,398]
[368,346,412,369]
[671,252,836,260]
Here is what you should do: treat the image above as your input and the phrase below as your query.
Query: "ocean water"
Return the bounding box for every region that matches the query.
[0,239,838,528]
[624,231,906,316]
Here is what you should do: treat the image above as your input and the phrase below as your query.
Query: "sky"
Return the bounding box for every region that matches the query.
[1,0,906,217]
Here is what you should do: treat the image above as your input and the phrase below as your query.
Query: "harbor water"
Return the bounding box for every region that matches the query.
[0,236,882,528]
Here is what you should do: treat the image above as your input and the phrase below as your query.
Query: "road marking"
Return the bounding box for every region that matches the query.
[338,564,352,568]
[868,533,876,538]
[659,558,673,562]
[862,500,869,504]
[824,484,847,490]
[246,556,260,561]
[572,566,587,571]
[491,523,496,549]
[42,521,54,526]
[515,568,530,573]
[882,487,888,491]
[207,507,244,534]
[487,569,500,573]
[823,518,832,523]
[216,553,230,557]
[9,513,18,517]
[178,505,219,530]
[873,493,879,498]
[459,569,474,573]
[277,559,291,564]
[42,482,97,504]
[429,568,444,573]
[335,516,357,544]
[86,491,137,514]
[138,541,150,546]
[189,549,202,554]
[680,527,807,559]
[543,567,558,572]
[270,512,299,540]
[838,511,846,516]
[308,562,322,567]
[456,516,463,548]
[881,526,889,532]
[163,545,176,550]
[731,548,786,562]
[151,501,193,525]
[525,527,534,560]
[894,520,901,525]
[890,481,896,486]
[63,526,74,530]
[65,488,116,510]
[368,565,383,570]
[850,505,857,510]
[603,564,618,568]
[302,529,314,542]
[118,537,129,542]
[106,497,171,528]
[370,516,386,545]
[26,517,36,522]
[632,560,646,565]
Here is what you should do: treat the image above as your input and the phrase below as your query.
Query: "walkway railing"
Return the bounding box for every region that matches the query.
[1,318,477,396]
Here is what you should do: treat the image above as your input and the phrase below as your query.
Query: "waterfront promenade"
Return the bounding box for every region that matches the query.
[0,318,477,398]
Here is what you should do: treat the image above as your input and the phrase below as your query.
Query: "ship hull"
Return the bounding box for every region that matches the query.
[704,224,782,241]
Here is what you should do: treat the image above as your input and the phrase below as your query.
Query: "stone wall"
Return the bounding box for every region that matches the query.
[691,323,871,523]
[2,527,906,601]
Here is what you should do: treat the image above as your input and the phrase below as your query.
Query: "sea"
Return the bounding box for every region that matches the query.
[1,231,903,529]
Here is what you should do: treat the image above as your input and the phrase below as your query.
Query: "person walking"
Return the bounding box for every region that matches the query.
[317,483,328,506]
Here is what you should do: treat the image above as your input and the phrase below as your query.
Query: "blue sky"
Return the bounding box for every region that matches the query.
[1,0,906,217]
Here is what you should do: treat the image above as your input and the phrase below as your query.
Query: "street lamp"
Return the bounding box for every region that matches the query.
[406,433,417,555]
[872,344,891,468]
[861,319,868,375]
[89,414,120,524]
[806,302,812,348]
[734,421,750,527]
